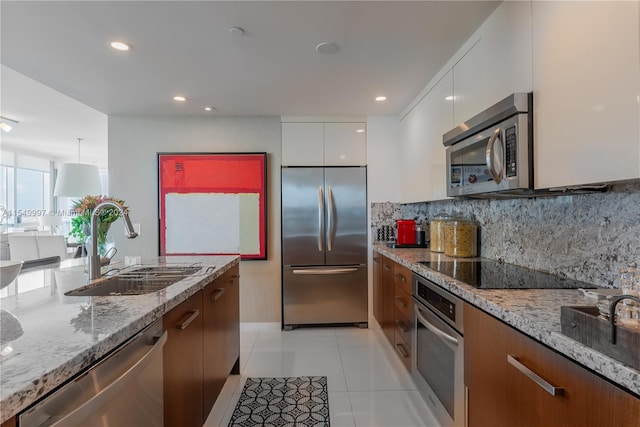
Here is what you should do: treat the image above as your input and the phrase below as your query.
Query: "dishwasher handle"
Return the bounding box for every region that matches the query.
[49,331,168,426]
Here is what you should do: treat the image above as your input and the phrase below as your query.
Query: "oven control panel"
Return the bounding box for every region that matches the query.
[417,281,456,323]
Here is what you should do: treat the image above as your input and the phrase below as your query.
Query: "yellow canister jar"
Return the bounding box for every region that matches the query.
[429,213,450,253]
[444,219,477,257]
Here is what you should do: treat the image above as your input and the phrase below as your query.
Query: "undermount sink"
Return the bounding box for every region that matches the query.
[65,265,204,297]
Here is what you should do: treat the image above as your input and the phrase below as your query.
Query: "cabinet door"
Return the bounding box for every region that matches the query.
[532,0,640,188]
[453,1,533,126]
[372,252,383,325]
[282,123,324,166]
[426,70,454,201]
[324,123,366,166]
[164,291,204,427]
[381,256,395,345]
[465,304,640,427]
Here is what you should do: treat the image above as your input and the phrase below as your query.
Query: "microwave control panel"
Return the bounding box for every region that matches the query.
[505,125,517,178]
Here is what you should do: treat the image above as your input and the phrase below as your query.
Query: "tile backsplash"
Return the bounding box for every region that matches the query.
[371,180,640,288]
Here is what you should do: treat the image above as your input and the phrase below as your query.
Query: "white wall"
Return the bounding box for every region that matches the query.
[108,116,282,322]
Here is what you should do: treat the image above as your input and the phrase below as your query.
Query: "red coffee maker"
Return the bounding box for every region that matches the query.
[396,219,416,245]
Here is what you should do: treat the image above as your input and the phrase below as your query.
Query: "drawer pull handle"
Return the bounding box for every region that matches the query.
[383,265,391,271]
[507,354,564,396]
[176,309,200,330]
[211,288,225,301]
[395,296,407,309]
[395,343,409,358]
[394,273,406,283]
[396,320,408,333]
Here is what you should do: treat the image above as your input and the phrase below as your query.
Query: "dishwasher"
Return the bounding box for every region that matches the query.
[19,319,167,426]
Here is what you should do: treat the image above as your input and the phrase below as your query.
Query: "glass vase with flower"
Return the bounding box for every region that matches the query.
[69,195,127,257]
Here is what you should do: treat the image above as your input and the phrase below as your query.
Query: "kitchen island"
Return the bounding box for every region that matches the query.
[0,255,239,424]
[374,245,640,397]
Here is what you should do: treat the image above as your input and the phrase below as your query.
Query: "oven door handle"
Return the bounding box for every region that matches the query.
[415,307,459,349]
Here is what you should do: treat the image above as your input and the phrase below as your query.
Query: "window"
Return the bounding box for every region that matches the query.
[0,152,53,227]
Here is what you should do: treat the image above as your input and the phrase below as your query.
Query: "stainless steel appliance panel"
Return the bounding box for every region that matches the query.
[282,168,326,266]
[20,320,166,426]
[283,266,368,326]
[324,167,367,265]
[412,273,465,427]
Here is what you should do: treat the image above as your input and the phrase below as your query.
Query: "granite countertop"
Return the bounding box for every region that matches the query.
[374,245,640,397]
[0,255,239,423]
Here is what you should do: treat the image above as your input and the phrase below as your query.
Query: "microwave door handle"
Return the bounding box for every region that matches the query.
[486,128,503,184]
[318,186,324,252]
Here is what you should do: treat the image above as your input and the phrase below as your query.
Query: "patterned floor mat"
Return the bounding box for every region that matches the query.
[228,376,330,426]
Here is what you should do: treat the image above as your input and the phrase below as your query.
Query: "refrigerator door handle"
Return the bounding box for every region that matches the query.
[327,185,334,251]
[317,186,324,252]
[292,268,358,275]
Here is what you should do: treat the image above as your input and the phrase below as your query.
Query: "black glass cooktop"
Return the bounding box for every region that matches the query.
[418,260,597,290]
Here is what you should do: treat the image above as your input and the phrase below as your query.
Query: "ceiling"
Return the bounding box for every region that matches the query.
[0,1,500,166]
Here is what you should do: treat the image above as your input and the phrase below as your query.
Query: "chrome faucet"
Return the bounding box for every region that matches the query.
[88,201,138,280]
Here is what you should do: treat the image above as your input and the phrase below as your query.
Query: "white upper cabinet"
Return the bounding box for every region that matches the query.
[281,123,324,166]
[281,122,366,166]
[453,1,533,125]
[399,70,454,203]
[324,123,366,166]
[532,0,640,189]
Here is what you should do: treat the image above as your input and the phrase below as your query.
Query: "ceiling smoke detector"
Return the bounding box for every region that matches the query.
[315,42,338,54]
[229,27,245,36]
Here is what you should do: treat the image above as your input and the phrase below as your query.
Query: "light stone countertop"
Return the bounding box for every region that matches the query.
[0,255,239,423]
[374,245,640,397]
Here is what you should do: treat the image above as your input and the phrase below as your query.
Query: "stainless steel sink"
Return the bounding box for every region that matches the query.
[65,266,204,296]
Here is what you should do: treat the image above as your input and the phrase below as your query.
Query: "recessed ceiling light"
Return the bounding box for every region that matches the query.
[173,96,186,102]
[109,41,131,51]
[356,129,365,133]
[445,95,455,101]
[316,42,338,54]
[204,106,217,112]
[375,96,387,102]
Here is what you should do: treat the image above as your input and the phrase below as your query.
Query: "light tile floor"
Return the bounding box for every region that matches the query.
[203,322,441,427]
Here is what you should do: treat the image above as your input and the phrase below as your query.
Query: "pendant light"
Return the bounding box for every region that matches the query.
[53,138,102,197]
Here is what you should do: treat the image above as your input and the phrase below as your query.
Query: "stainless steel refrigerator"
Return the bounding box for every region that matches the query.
[281,166,368,330]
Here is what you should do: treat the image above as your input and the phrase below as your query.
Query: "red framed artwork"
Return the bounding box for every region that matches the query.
[158,153,267,260]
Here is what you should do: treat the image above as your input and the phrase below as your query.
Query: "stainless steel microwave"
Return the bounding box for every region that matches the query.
[444,93,533,197]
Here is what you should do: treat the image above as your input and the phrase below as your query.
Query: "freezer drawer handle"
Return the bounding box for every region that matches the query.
[507,354,564,396]
[292,268,358,275]
[47,330,168,426]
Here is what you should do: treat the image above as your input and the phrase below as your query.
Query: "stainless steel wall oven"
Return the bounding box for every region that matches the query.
[412,273,465,427]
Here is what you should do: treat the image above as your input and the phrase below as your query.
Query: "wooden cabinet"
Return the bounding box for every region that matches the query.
[464,303,640,427]
[392,262,413,371]
[531,0,640,189]
[164,265,241,427]
[282,122,366,166]
[372,251,383,325]
[203,264,240,416]
[375,253,413,371]
[163,290,204,427]
[381,255,395,345]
